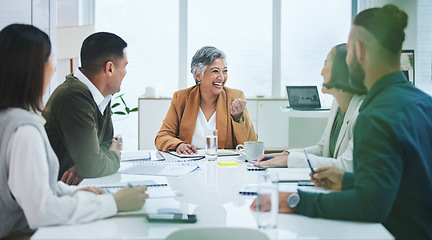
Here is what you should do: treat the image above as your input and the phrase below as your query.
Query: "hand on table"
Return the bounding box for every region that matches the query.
[109,138,121,159]
[176,143,198,155]
[250,192,295,214]
[253,151,289,167]
[230,98,246,121]
[61,166,83,185]
[311,166,345,190]
[113,186,149,212]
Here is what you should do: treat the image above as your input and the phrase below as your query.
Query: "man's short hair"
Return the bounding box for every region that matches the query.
[80,32,127,76]
[353,4,408,54]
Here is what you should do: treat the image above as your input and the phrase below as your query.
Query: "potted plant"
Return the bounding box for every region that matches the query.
[111,93,138,150]
[111,93,138,115]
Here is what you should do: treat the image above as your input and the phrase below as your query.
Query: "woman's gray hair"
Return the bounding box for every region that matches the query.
[191,46,226,85]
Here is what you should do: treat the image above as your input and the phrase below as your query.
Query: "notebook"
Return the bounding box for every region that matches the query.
[286,86,330,111]
[80,180,181,198]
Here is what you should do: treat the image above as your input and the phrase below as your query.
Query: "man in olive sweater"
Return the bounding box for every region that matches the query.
[251,5,432,240]
[43,32,128,185]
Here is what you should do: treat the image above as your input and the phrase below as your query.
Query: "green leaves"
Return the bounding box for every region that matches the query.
[111,93,137,116]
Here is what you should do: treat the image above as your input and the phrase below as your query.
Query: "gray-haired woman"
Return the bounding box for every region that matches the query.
[155,46,257,154]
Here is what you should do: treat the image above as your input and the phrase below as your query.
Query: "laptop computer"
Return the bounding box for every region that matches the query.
[286,86,330,111]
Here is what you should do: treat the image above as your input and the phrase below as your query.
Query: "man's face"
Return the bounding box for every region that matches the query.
[110,49,128,94]
[347,30,367,91]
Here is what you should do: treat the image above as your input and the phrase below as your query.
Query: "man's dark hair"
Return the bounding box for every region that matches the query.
[324,43,367,95]
[0,24,51,112]
[80,32,127,76]
[353,4,408,54]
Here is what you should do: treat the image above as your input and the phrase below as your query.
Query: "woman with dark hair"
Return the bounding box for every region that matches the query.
[0,24,147,239]
[256,44,367,171]
[155,46,257,154]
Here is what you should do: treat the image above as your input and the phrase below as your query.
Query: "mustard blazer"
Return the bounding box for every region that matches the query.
[155,85,258,152]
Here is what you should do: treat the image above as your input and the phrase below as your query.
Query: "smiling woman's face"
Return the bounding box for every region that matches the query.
[196,57,227,97]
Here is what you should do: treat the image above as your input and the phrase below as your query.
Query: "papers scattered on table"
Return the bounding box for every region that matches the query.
[118,161,198,177]
[168,149,239,158]
[121,150,151,161]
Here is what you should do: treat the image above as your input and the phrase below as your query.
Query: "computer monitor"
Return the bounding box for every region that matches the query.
[401,49,415,85]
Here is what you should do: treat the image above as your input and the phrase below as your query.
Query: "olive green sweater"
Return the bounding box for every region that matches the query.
[43,74,119,179]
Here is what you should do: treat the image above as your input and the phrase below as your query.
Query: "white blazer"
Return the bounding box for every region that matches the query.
[287,94,365,172]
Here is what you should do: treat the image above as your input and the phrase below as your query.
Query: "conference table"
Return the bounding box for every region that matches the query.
[31,151,394,240]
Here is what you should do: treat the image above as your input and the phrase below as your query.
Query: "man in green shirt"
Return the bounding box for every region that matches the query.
[251,5,432,239]
[43,32,128,185]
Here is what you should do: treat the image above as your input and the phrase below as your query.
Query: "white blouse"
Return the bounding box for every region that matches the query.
[191,107,216,149]
[7,119,116,230]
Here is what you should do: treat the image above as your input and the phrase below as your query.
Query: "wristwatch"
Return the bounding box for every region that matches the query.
[287,193,300,209]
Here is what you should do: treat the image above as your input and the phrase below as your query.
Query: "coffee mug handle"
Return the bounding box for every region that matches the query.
[236,144,245,156]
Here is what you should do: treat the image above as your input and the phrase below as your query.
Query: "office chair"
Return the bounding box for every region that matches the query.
[165,227,270,240]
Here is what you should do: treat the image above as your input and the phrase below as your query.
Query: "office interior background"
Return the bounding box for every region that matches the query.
[1,0,431,151]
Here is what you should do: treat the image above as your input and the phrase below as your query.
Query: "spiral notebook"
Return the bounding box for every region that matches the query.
[245,163,266,171]
[81,180,181,198]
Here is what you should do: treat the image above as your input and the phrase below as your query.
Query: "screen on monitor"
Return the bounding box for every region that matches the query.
[401,50,415,85]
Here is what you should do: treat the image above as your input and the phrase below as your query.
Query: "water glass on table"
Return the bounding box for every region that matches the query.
[256,171,279,230]
[205,129,218,161]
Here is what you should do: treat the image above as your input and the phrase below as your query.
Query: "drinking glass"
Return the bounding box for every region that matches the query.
[205,129,218,161]
[256,172,279,229]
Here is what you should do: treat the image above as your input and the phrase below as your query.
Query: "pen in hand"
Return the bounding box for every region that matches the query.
[303,149,315,179]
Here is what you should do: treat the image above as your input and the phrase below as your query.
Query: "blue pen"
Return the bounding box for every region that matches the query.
[303,149,316,179]
[262,157,274,161]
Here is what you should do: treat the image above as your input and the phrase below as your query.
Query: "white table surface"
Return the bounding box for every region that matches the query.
[31,152,394,240]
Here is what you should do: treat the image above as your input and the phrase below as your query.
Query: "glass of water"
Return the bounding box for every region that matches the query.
[205,129,218,161]
[256,172,279,230]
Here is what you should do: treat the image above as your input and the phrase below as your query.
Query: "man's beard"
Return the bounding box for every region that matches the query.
[349,51,367,91]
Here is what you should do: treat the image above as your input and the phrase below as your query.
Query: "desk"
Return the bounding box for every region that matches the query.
[31,153,393,240]
[280,108,330,148]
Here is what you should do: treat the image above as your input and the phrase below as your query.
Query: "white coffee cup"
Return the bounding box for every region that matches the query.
[236,141,264,161]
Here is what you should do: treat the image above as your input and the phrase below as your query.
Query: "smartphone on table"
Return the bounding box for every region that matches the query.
[145,214,197,223]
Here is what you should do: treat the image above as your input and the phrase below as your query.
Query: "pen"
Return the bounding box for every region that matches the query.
[262,157,274,161]
[303,149,316,179]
